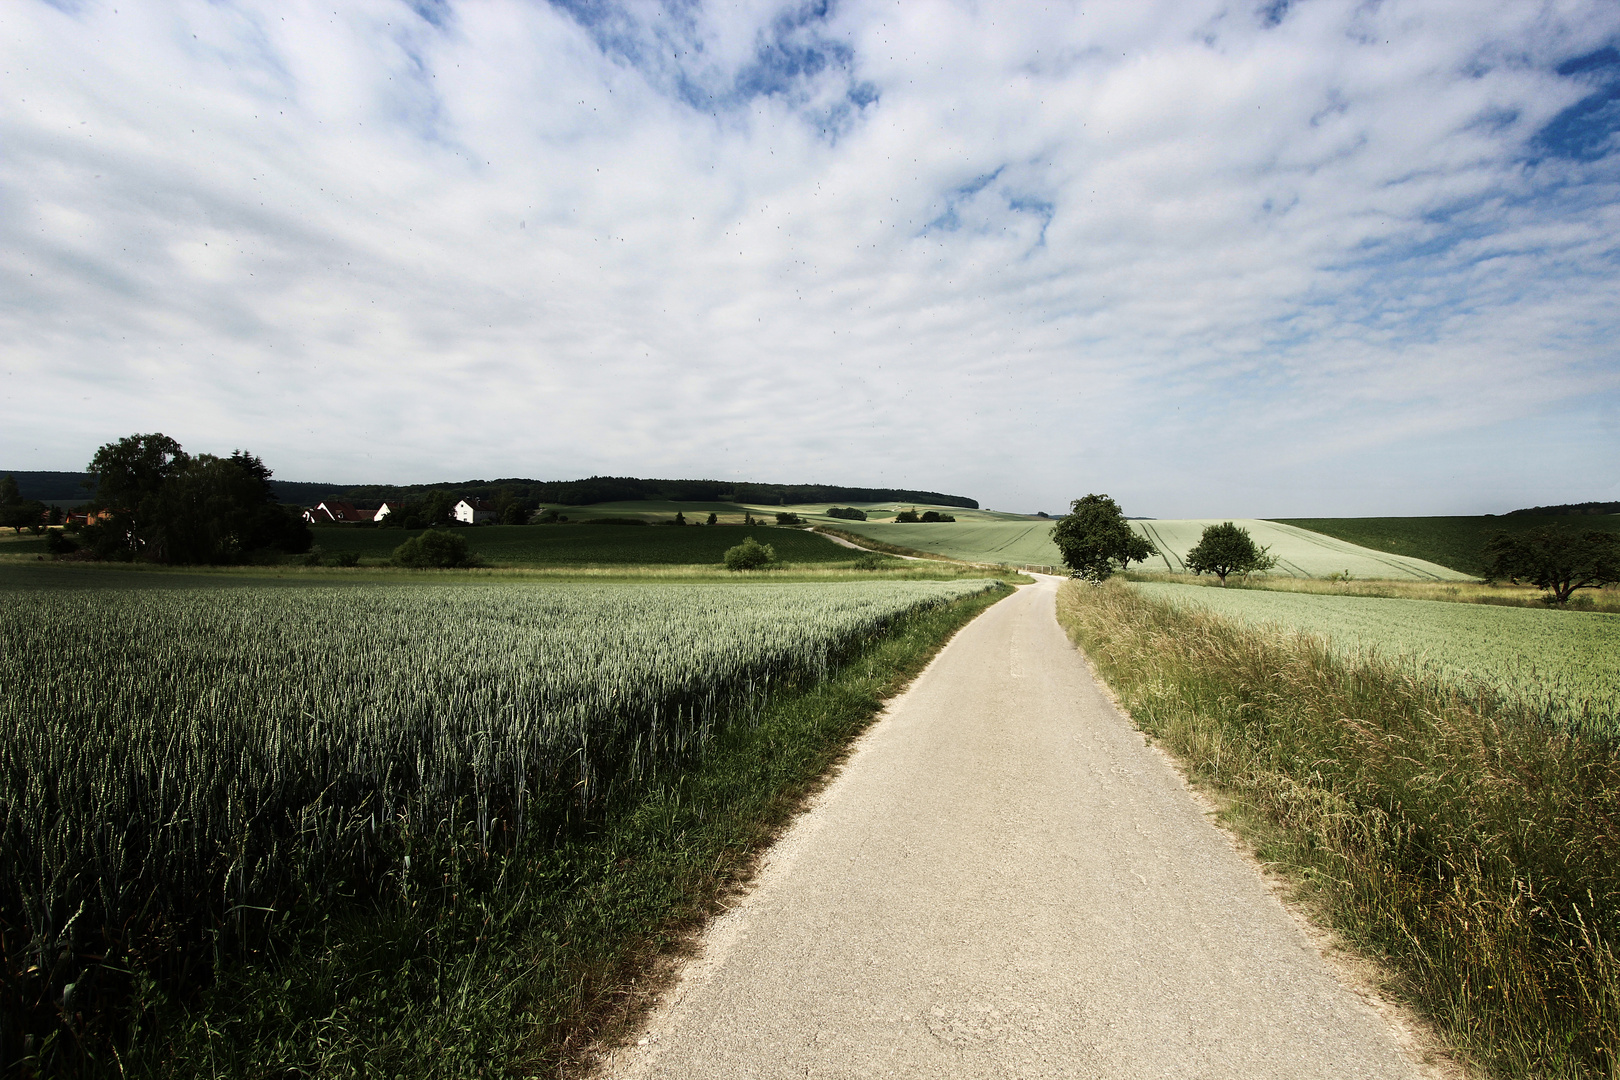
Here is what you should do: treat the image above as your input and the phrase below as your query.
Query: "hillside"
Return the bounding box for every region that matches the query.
[1271,515,1620,576]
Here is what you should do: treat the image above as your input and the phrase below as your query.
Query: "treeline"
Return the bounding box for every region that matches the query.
[4,470,979,510]
[1508,500,1620,516]
[344,476,980,509]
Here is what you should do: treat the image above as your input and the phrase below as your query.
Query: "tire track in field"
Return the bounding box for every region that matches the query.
[1261,522,1449,581]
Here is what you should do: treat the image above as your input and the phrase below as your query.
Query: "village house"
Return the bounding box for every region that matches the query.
[372,501,403,523]
[454,498,497,525]
[303,500,377,524]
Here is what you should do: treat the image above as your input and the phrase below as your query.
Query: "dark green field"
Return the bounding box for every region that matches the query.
[1272,515,1620,576]
[311,523,856,565]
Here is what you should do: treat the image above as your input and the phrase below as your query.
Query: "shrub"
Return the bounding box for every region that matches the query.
[45,530,79,556]
[333,550,361,568]
[893,509,920,523]
[826,507,868,521]
[775,512,803,525]
[393,531,479,568]
[723,536,776,570]
[919,511,955,523]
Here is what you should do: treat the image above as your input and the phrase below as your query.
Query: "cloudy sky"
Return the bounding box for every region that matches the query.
[4,0,1618,516]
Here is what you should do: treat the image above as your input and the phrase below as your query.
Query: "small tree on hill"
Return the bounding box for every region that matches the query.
[894,509,920,523]
[1184,522,1276,585]
[775,511,802,525]
[1118,533,1157,571]
[1051,494,1154,582]
[1483,526,1620,605]
[707,511,718,525]
[723,536,775,570]
[674,511,687,526]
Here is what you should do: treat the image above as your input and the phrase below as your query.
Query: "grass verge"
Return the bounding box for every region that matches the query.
[1055,580,1619,1080]
[118,584,1010,1079]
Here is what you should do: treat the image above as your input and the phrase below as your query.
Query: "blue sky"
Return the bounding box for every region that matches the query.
[3,0,1617,516]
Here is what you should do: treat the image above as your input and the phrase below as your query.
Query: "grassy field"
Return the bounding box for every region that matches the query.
[818,519,1066,564]
[1125,570,1620,613]
[1058,581,1620,1079]
[308,523,860,565]
[1,575,1004,1075]
[561,500,1035,525]
[1132,519,1470,581]
[1131,581,1619,736]
[1273,515,1620,576]
[822,517,1471,580]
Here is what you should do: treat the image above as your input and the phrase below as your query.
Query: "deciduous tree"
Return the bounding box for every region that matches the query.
[1051,494,1155,582]
[1184,522,1276,585]
[1483,526,1620,604]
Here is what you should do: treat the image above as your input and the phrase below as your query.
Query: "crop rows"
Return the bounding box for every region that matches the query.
[0,578,994,1039]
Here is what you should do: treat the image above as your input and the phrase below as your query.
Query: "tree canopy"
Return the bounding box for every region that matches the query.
[81,434,311,563]
[1183,522,1277,585]
[1483,526,1620,604]
[1051,494,1155,582]
[0,474,47,535]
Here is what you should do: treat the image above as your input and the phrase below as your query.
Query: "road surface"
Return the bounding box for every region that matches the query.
[602,576,1434,1079]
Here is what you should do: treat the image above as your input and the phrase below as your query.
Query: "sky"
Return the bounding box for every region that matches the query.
[3,0,1618,517]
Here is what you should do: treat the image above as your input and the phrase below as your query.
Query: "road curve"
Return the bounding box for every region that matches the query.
[602,577,1429,1080]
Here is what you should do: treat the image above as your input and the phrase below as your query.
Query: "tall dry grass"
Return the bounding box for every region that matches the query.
[1057,580,1620,1079]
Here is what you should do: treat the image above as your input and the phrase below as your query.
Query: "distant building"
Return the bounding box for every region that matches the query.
[304,500,377,524]
[373,501,403,523]
[454,498,497,525]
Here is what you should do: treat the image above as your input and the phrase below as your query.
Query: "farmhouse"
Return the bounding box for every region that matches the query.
[373,501,403,523]
[303,500,377,524]
[454,498,497,525]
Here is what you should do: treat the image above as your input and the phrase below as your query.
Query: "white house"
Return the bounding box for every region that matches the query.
[373,501,403,523]
[454,498,497,525]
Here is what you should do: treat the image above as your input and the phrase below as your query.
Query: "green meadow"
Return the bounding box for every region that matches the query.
[823,516,1471,580]
[308,523,859,566]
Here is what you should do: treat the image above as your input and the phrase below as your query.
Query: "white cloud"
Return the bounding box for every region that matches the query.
[3,0,1618,515]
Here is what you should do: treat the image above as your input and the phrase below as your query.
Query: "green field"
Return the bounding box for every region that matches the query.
[2,576,1000,1071]
[1273,515,1620,576]
[560,499,1035,525]
[821,519,1066,563]
[310,523,859,565]
[824,517,1471,580]
[1134,519,1471,581]
[1131,581,1618,733]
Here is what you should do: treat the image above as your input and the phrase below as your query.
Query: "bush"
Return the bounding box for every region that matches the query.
[333,550,361,568]
[723,536,776,570]
[852,552,885,570]
[45,530,79,556]
[826,507,868,521]
[919,511,955,522]
[775,512,803,525]
[393,531,479,568]
[893,509,921,523]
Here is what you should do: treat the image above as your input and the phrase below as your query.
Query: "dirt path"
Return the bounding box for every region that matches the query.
[601,577,1434,1079]
[813,528,928,560]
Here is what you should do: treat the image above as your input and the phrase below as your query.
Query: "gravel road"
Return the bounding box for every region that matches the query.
[602,576,1434,1079]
